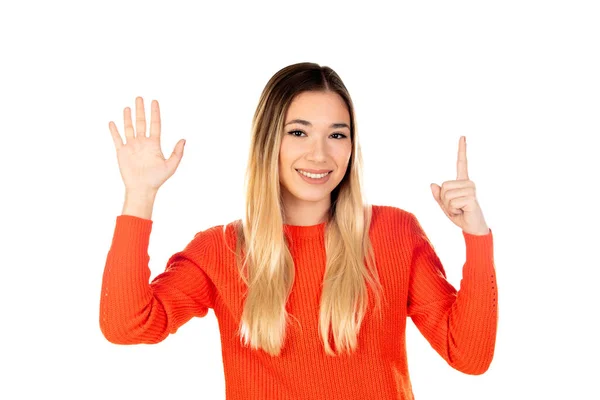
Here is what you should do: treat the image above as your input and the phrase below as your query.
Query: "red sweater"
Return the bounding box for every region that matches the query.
[100,204,497,399]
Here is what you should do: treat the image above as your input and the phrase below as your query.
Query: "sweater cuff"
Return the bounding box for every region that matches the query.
[112,215,154,254]
[462,228,495,281]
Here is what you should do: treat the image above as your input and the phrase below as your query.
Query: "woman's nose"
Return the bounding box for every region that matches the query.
[307,138,327,160]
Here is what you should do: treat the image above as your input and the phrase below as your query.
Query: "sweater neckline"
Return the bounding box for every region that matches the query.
[283,221,327,238]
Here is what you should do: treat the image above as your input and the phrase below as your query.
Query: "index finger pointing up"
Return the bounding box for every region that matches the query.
[457,136,469,180]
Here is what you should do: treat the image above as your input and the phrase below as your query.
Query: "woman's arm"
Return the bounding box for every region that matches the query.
[406,212,497,375]
[99,215,217,344]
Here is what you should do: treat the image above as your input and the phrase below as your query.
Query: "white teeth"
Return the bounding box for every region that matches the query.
[298,170,330,179]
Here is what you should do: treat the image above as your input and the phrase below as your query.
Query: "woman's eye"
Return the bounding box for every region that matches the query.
[287,130,347,139]
[331,133,348,139]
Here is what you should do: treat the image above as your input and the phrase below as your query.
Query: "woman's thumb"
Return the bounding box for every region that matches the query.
[166,139,185,172]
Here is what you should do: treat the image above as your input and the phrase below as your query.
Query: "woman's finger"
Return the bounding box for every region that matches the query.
[108,121,124,150]
[124,107,134,139]
[449,197,470,214]
[135,96,146,137]
[441,186,474,205]
[149,100,161,138]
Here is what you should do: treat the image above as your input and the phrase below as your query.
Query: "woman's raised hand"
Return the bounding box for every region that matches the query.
[109,97,186,193]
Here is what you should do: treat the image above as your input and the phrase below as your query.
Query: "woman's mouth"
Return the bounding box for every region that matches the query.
[295,169,332,184]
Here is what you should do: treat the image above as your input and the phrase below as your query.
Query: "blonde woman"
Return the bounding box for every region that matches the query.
[100,62,497,400]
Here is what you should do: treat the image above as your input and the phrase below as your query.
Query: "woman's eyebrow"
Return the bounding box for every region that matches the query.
[284,119,350,129]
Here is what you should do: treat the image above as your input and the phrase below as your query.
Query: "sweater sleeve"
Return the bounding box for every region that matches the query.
[406,212,497,375]
[99,215,217,345]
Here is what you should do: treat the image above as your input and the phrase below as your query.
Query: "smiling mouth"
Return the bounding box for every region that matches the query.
[296,169,333,175]
[295,169,332,177]
[295,169,333,173]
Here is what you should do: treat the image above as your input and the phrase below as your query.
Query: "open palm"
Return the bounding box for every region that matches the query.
[108,97,186,192]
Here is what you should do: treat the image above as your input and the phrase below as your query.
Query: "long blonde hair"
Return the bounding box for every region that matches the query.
[229,62,384,356]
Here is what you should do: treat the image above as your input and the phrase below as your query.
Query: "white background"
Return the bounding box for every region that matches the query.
[1,0,599,399]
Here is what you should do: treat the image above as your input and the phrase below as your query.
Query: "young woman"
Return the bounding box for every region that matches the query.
[100,62,497,400]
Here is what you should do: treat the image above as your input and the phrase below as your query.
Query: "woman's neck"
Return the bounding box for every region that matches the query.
[282,200,330,226]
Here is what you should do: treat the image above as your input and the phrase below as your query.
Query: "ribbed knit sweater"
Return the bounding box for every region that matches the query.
[100,204,497,400]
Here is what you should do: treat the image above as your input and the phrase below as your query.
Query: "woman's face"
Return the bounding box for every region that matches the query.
[278,90,352,210]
